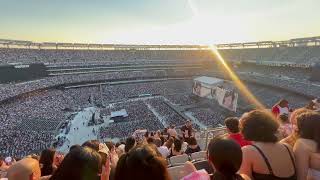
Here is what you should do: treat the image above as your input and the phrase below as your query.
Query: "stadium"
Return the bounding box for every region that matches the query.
[0,37,319,155]
[1,1,320,179]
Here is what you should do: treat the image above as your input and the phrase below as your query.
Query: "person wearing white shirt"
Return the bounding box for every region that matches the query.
[154,138,169,158]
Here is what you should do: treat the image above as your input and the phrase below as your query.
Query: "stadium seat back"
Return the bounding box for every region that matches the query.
[190,151,206,161]
[168,165,191,180]
[170,154,189,166]
[193,160,214,174]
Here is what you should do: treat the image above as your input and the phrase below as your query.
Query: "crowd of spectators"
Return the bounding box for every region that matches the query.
[0,75,311,157]
[1,47,320,179]
[0,100,319,180]
[190,107,226,128]
[238,72,320,98]
[0,48,213,64]
[236,63,311,81]
[219,46,320,64]
[1,51,319,104]
[99,100,164,139]
[0,68,210,102]
[1,46,320,65]
[145,98,186,127]
[0,80,198,157]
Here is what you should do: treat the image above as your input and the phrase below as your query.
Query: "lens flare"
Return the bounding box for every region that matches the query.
[209,45,266,110]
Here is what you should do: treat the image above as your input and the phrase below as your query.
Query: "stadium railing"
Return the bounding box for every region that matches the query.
[195,126,227,151]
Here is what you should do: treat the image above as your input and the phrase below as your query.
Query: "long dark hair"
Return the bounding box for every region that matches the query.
[223,90,235,105]
[39,148,56,176]
[208,138,244,180]
[49,147,101,180]
[297,112,320,151]
[173,138,182,152]
[125,137,136,153]
[115,144,170,180]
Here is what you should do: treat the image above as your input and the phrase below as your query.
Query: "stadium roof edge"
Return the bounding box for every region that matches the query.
[0,36,319,49]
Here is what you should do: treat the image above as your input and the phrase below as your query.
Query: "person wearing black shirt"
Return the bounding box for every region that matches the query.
[185,137,201,154]
[181,120,193,144]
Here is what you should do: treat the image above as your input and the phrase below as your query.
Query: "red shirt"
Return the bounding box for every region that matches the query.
[272,105,289,117]
[272,105,280,117]
[228,133,252,147]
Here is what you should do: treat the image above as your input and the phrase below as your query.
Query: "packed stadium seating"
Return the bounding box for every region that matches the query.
[0,39,320,180]
[0,43,318,157]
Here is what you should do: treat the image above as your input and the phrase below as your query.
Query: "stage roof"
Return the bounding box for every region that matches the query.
[194,76,224,87]
[111,109,128,118]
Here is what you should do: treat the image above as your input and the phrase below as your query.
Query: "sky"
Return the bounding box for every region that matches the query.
[0,0,319,45]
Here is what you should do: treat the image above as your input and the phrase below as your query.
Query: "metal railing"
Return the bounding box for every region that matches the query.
[195,126,227,150]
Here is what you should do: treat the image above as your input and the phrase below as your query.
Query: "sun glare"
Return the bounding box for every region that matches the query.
[209,45,266,110]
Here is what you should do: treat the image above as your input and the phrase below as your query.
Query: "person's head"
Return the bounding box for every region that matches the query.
[154,138,162,148]
[173,138,182,152]
[165,137,174,149]
[186,120,192,127]
[277,99,288,108]
[115,141,125,148]
[188,137,198,146]
[224,117,240,134]
[178,135,185,142]
[223,91,235,104]
[147,137,155,144]
[125,137,136,153]
[305,101,316,110]
[49,147,101,180]
[313,98,320,110]
[160,136,165,145]
[240,110,279,143]
[7,158,41,180]
[82,140,100,152]
[144,131,149,138]
[290,108,311,126]
[115,144,170,180]
[296,112,320,150]
[69,144,81,152]
[156,130,161,136]
[39,148,56,176]
[5,156,14,166]
[207,138,242,180]
[105,141,115,152]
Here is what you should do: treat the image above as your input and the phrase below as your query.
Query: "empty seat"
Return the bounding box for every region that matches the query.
[168,165,191,180]
[170,154,189,166]
[190,151,206,161]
